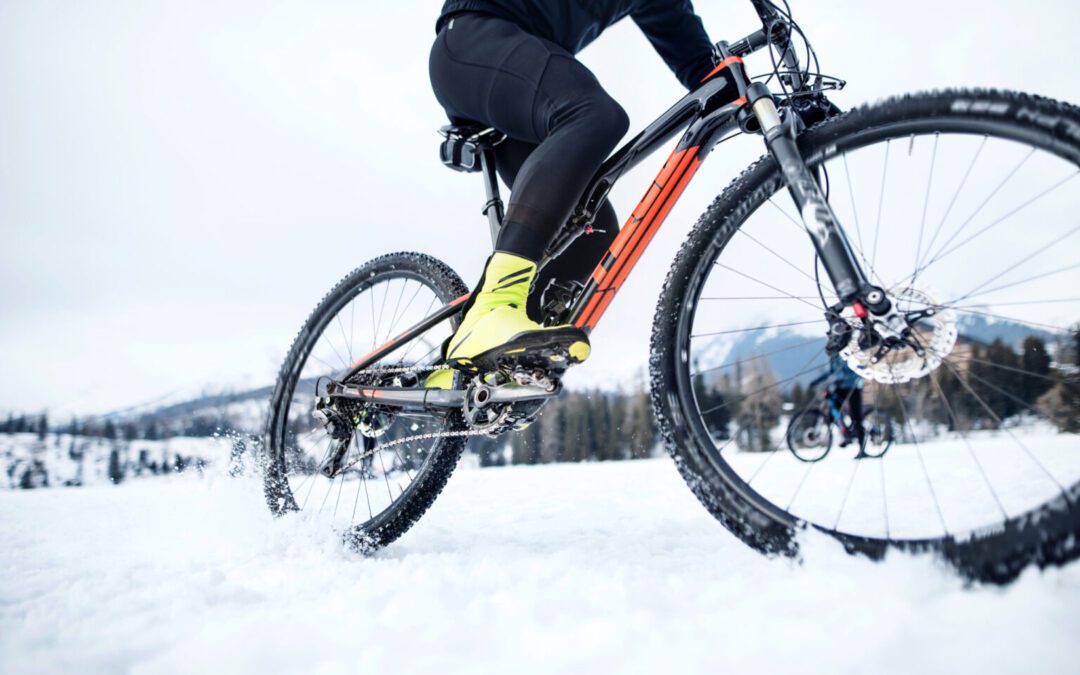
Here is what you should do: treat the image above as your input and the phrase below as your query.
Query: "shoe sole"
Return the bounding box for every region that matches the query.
[448,327,590,375]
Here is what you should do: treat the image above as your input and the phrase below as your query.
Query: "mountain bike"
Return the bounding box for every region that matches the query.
[786,385,894,462]
[264,0,1080,582]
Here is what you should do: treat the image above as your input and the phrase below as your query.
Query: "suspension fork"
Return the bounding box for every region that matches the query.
[746,83,888,313]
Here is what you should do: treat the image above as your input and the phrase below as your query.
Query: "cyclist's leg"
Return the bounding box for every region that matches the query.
[849,387,865,438]
[492,138,620,319]
[428,13,627,370]
[429,12,628,260]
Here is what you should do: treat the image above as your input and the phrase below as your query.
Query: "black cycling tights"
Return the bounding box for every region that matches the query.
[429,12,630,312]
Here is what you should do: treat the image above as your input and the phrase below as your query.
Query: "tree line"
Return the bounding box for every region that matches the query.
[469,388,658,466]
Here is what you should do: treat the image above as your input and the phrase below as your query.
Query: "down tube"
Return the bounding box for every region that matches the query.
[571,143,705,331]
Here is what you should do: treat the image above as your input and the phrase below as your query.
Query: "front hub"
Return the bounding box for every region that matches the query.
[840,285,958,384]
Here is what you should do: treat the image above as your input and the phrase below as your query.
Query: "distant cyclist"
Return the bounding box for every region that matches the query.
[809,354,866,454]
[426,1,715,387]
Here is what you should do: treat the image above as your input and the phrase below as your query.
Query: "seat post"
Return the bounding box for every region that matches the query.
[478,146,504,247]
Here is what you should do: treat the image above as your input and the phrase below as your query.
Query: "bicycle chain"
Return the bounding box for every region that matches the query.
[329,364,519,476]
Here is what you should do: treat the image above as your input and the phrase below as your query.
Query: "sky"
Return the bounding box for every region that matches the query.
[2,0,1079,416]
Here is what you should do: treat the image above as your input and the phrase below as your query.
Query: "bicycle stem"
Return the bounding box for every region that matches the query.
[747,83,878,309]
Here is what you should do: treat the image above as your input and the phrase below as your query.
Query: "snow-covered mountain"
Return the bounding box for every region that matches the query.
[691,313,1066,391]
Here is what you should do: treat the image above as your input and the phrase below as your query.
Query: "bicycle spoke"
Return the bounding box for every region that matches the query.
[934,354,1066,494]
[690,319,829,339]
[398,295,441,364]
[878,455,890,540]
[872,139,890,270]
[691,337,823,378]
[841,153,867,256]
[946,354,1061,383]
[699,356,827,417]
[905,148,1036,282]
[360,452,373,520]
[374,279,391,349]
[332,465,347,520]
[945,221,1080,307]
[926,172,1078,276]
[945,307,1071,334]
[910,133,939,289]
[388,281,425,342]
[832,457,862,530]
[735,227,824,289]
[317,330,351,371]
[785,462,816,510]
[767,192,882,284]
[887,363,949,536]
[336,312,353,365]
[713,262,826,313]
[350,436,364,524]
[952,261,1080,305]
[917,135,987,273]
[835,153,889,290]
[700,295,824,301]
[377,447,395,501]
[369,282,379,351]
[949,297,1080,309]
[743,351,830,486]
[928,372,1009,520]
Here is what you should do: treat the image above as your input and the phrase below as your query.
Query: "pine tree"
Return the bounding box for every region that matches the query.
[37,412,48,441]
[108,446,125,484]
[735,363,782,452]
[1018,335,1052,405]
[970,339,1022,423]
[1036,372,1080,433]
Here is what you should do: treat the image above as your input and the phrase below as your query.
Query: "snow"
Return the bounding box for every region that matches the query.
[725,427,1080,540]
[1,458,1077,675]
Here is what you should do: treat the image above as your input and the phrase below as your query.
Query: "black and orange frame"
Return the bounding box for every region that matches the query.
[335,0,875,404]
[342,55,749,380]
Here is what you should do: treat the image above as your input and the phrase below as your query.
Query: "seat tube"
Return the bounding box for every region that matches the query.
[479,147,504,247]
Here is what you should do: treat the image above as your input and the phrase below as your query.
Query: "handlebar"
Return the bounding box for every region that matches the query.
[716,0,806,92]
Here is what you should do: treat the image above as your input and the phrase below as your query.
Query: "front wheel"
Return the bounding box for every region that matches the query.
[651,89,1080,582]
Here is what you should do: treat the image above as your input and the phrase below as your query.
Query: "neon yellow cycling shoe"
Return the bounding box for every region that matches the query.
[425,251,589,388]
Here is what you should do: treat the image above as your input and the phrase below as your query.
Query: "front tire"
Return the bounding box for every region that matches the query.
[650,89,1080,582]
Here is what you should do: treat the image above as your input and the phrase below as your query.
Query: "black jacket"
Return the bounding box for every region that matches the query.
[437,0,715,90]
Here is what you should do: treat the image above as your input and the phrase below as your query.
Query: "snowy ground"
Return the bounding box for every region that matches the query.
[2,458,1077,675]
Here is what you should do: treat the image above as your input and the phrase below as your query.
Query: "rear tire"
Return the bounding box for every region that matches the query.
[264,252,469,552]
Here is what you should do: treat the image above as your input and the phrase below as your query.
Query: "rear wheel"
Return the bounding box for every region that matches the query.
[860,407,895,459]
[264,252,468,552]
[651,90,1080,582]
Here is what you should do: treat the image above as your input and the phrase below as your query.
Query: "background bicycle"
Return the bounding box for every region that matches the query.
[785,383,895,462]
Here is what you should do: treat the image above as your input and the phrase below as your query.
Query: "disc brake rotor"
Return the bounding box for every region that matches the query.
[841,285,958,384]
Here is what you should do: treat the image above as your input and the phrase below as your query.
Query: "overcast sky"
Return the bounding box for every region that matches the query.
[2,0,1079,416]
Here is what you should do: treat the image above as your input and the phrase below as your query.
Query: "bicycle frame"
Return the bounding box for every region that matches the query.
[335,0,877,399]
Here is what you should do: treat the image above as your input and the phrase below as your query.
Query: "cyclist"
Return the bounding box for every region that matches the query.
[426,1,715,386]
[809,354,866,453]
